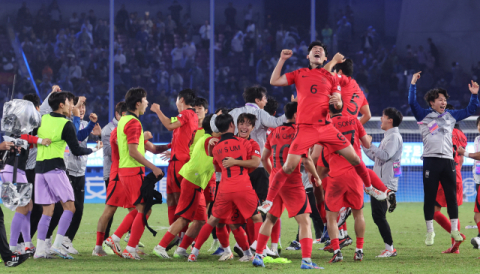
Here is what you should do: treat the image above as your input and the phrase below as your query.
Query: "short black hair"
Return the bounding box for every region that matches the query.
[424,88,449,108]
[328,100,343,115]
[284,102,298,119]
[115,101,127,115]
[178,89,196,106]
[237,113,257,128]
[203,114,213,135]
[48,92,69,111]
[125,87,147,111]
[446,104,454,110]
[73,96,86,107]
[383,107,403,127]
[333,59,353,77]
[264,96,278,116]
[242,85,267,104]
[308,41,328,59]
[215,113,234,133]
[215,107,229,115]
[476,116,480,127]
[23,93,40,108]
[65,92,75,102]
[194,97,208,110]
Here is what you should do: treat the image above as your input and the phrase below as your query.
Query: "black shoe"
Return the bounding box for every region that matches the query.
[387,191,397,213]
[4,254,29,267]
[328,250,343,263]
[339,236,353,249]
[285,240,301,250]
[234,246,244,257]
[166,238,179,251]
[354,250,363,261]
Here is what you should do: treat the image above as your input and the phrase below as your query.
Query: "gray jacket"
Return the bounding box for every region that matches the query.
[65,120,97,177]
[210,103,286,167]
[363,127,403,191]
[101,118,118,180]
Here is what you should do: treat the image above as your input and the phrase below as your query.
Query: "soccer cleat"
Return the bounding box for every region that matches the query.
[425,232,435,246]
[450,230,464,242]
[173,248,189,258]
[62,237,79,255]
[25,246,36,257]
[365,187,387,201]
[264,246,278,257]
[234,245,244,257]
[441,246,460,254]
[188,253,197,262]
[354,250,364,261]
[320,227,330,243]
[17,243,26,255]
[153,246,171,259]
[45,239,54,255]
[239,254,254,262]
[33,249,55,259]
[323,242,334,253]
[4,254,29,267]
[219,251,234,261]
[340,236,353,249]
[285,240,301,250]
[269,246,280,258]
[105,237,123,257]
[257,200,273,214]
[166,238,180,251]
[103,242,114,255]
[208,239,220,252]
[51,245,74,259]
[337,207,352,227]
[471,237,480,249]
[449,233,466,253]
[313,239,322,244]
[252,254,265,267]
[136,248,146,256]
[376,249,397,258]
[301,260,322,269]
[211,247,225,256]
[92,248,108,257]
[387,190,397,213]
[328,251,343,263]
[122,249,142,260]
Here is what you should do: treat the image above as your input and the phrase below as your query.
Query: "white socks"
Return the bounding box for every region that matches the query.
[37,239,45,252]
[192,247,200,256]
[53,235,64,248]
[365,186,372,191]
[112,234,121,242]
[451,219,459,231]
[250,240,257,250]
[426,220,434,233]
[126,246,136,253]
[271,243,278,251]
[385,243,394,252]
[223,246,232,253]
[244,248,252,257]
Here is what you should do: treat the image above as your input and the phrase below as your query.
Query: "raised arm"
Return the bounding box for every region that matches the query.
[270,49,292,86]
[408,72,430,121]
[257,109,286,129]
[151,103,182,131]
[449,80,479,122]
[322,52,346,74]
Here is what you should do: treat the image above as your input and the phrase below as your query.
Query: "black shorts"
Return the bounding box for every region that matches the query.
[248,167,269,202]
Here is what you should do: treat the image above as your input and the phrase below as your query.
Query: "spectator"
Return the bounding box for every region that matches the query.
[171,43,184,69]
[168,0,183,26]
[114,49,126,66]
[156,62,169,93]
[48,0,62,31]
[427,38,439,67]
[69,12,80,31]
[23,8,34,32]
[231,31,244,54]
[189,62,204,90]
[199,20,211,49]
[321,24,333,50]
[34,8,48,35]
[243,3,253,29]
[115,4,129,33]
[360,27,373,53]
[224,2,237,29]
[183,40,196,69]
[165,14,177,41]
[16,2,28,30]
[87,9,97,27]
[275,24,286,52]
[416,45,427,71]
[337,16,352,54]
[170,69,184,92]
[75,25,92,47]
[69,59,82,80]
[472,61,480,81]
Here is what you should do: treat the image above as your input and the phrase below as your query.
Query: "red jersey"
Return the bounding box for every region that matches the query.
[330,115,367,158]
[246,137,261,173]
[171,108,198,162]
[336,75,368,117]
[212,133,258,193]
[264,123,301,177]
[109,128,119,178]
[285,67,341,125]
[452,128,467,183]
[324,148,353,177]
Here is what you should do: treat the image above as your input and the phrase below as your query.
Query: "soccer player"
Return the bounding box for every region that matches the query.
[363,107,404,258]
[150,89,198,230]
[252,102,322,269]
[409,72,478,245]
[33,92,102,259]
[188,114,263,262]
[105,87,164,260]
[264,42,385,214]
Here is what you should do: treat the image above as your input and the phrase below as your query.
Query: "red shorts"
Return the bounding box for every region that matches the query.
[106,174,134,208]
[290,124,349,156]
[167,160,187,194]
[204,176,216,204]
[436,181,463,207]
[175,179,207,222]
[212,189,258,222]
[219,204,247,225]
[119,173,144,206]
[269,180,311,218]
[325,169,363,212]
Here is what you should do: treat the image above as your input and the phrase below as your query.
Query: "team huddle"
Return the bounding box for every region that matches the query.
[1,41,480,268]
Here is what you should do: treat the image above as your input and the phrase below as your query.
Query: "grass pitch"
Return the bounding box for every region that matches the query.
[2,203,480,273]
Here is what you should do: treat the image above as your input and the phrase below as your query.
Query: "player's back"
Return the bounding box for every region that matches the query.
[325,148,355,177]
[265,123,301,177]
[337,75,367,117]
[213,133,253,193]
[109,128,119,177]
[331,114,366,158]
[171,108,198,162]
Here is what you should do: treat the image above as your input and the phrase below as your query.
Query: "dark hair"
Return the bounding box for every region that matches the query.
[125,87,147,111]
[178,89,196,106]
[215,107,229,115]
[65,92,75,102]
[383,107,403,127]
[333,59,354,77]
[424,88,449,108]
[445,104,454,110]
[477,116,480,127]
[23,93,40,108]
[73,96,86,107]
[202,114,213,135]
[48,92,69,111]
[194,97,208,110]
[284,102,298,119]
[242,85,267,104]
[328,100,343,115]
[308,41,328,59]
[215,113,234,133]
[115,101,127,115]
[237,113,257,128]
[264,96,278,116]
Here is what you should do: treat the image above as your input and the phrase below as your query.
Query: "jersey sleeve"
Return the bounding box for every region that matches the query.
[250,140,261,158]
[124,119,142,145]
[336,74,348,86]
[285,70,298,85]
[330,74,341,95]
[204,137,212,155]
[356,119,367,138]
[361,95,369,107]
[175,110,191,127]
[459,131,467,148]
[264,132,272,150]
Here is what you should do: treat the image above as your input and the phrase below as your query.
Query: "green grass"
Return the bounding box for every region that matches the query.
[2,203,480,273]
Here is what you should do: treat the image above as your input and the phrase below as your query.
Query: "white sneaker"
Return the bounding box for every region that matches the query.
[264,246,278,257]
[62,237,79,255]
[153,245,171,259]
[239,254,254,262]
[173,248,189,258]
[124,232,144,247]
[17,243,26,255]
[45,238,54,255]
[218,251,234,261]
[33,249,55,259]
[425,231,435,246]
[450,230,464,242]
[208,239,220,252]
[365,187,387,201]
[122,248,142,260]
[471,237,480,249]
[51,245,74,259]
[376,249,397,258]
[258,201,273,214]
[105,237,123,257]
[92,248,108,257]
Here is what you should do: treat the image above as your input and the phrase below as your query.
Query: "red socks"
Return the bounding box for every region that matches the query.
[256,233,270,255]
[331,238,340,251]
[159,231,176,248]
[433,211,451,232]
[271,220,281,244]
[299,237,312,258]
[179,234,195,249]
[266,169,289,202]
[368,169,387,192]
[194,223,214,250]
[246,219,254,244]
[168,206,176,225]
[127,213,145,248]
[96,232,105,246]
[354,162,372,188]
[477,221,480,236]
[114,209,138,238]
[216,226,230,248]
[232,227,249,251]
[253,222,262,244]
[356,237,364,249]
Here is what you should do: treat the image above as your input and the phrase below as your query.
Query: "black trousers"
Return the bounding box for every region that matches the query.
[371,197,393,245]
[423,157,458,221]
[65,175,86,241]
[249,167,269,202]
[104,179,113,241]
[295,188,324,240]
[17,169,43,243]
[0,206,14,260]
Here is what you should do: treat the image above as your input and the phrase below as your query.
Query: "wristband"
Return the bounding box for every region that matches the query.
[37,138,43,145]
[464,152,470,158]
